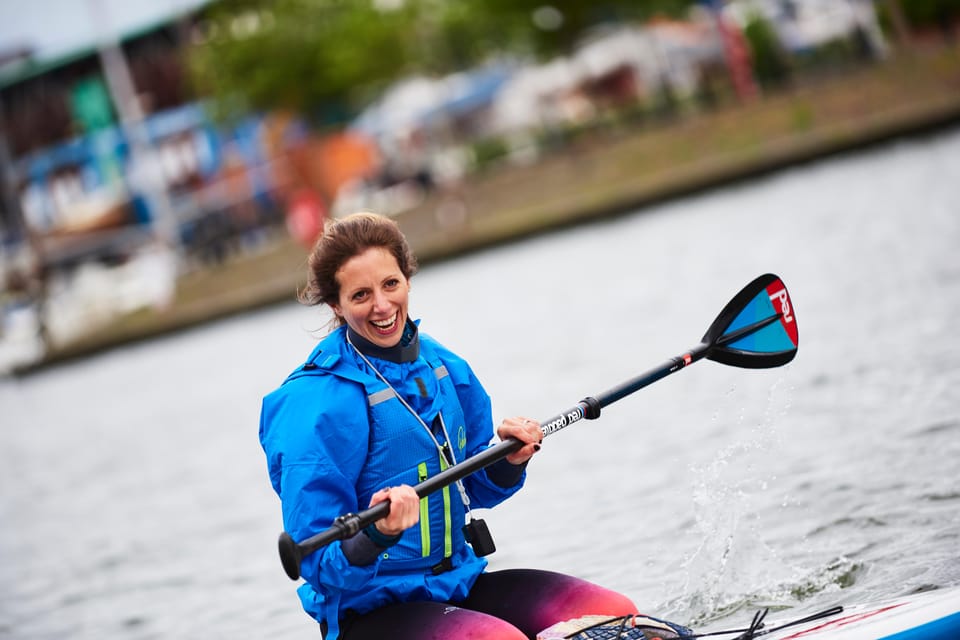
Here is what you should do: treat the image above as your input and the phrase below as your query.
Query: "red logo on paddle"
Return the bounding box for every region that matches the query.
[766,281,799,346]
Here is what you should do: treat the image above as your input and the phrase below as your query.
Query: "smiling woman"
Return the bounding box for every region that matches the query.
[257,212,686,639]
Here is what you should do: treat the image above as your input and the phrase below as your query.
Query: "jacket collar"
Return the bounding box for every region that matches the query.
[346,319,420,363]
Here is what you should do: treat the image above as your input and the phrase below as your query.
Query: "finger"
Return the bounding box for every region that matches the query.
[369,486,395,506]
[392,485,415,500]
[519,417,540,429]
[517,419,541,442]
[506,445,539,465]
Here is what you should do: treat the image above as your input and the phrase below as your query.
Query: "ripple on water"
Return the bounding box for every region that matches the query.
[910,419,960,437]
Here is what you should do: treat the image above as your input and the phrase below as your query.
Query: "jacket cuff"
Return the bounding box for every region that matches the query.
[341,525,399,566]
[364,523,403,547]
[486,457,527,488]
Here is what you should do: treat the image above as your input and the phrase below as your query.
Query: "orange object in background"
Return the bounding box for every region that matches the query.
[283,130,381,202]
[313,132,380,200]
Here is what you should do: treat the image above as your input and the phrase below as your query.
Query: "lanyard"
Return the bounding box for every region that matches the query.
[347,334,474,515]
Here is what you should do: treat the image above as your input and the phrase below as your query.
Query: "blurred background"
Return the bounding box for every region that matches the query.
[0,0,958,372]
[2,2,960,639]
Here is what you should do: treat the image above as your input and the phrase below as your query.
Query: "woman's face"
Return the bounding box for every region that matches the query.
[333,246,410,348]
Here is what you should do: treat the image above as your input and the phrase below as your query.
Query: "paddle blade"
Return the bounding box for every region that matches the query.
[702,273,798,369]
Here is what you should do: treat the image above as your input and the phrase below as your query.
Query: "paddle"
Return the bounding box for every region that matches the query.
[278,273,798,580]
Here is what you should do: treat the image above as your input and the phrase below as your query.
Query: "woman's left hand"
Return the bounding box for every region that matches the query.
[497,416,542,465]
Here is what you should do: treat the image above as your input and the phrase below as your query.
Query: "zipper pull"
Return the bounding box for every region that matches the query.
[439,441,454,466]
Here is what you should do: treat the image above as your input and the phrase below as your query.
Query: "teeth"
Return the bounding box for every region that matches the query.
[372,314,397,329]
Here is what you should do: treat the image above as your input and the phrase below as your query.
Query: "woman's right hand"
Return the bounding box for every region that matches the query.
[369,485,420,536]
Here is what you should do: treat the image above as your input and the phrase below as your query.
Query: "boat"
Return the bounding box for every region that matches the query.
[536,586,960,639]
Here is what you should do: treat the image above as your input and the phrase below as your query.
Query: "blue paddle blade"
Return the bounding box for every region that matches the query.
[702,273,799,369]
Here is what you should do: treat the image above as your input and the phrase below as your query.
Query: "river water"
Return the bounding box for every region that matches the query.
[2,126,959,638]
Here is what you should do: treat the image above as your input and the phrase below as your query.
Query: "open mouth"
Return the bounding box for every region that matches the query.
[370,312,399,335]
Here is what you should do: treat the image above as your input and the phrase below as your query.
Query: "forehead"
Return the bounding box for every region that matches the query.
[336,246,401,288]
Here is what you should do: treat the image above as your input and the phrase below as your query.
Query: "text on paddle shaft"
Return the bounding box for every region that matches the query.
[540,406,586,436]
[769,287,794,324]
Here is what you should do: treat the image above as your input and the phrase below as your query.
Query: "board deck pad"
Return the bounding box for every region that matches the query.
[537,614,692,639]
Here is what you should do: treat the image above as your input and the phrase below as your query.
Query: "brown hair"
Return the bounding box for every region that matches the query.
[300,212,418,316]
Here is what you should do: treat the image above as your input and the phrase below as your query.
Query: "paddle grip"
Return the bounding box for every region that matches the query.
[280,501,392,580]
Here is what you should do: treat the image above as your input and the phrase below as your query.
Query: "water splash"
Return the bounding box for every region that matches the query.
[668,378,811,624]
[661,555,863,627]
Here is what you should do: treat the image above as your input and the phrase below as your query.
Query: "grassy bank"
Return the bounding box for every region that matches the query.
[22,47,960,373]
[398,49,960,260]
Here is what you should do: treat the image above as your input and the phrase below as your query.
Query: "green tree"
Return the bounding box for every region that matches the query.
[464,0,697,59]
[188,0,699,123]
[189,0,419,123]
[898,0,960,27]
[742,12,791,89]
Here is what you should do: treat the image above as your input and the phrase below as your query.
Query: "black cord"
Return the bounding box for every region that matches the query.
[680,605,844,639]
[733,608,769,640]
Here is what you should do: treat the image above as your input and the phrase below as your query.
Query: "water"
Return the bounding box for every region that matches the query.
[2,126,959,638]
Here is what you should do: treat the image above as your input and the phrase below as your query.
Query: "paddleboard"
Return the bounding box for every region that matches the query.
[536,587,960,639]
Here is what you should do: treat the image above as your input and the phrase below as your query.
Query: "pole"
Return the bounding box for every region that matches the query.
[85,0,183,262]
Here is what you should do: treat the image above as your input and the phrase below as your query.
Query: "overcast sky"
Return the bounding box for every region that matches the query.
[0,0,210,62]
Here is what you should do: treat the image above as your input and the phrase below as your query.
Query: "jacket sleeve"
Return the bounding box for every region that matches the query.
[441,350,527,508]
[259,377,384,594]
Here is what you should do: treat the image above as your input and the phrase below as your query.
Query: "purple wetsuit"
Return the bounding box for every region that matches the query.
[335,569,639,639]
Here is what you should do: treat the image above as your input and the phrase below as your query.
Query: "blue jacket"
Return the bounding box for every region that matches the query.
[259,324,525,637]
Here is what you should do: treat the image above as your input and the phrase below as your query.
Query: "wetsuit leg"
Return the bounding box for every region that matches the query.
[458,569,639,639]
[339,600,527,640]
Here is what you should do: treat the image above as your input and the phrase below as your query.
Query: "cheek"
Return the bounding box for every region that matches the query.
[333,299,355,323]
[341,302,373,328]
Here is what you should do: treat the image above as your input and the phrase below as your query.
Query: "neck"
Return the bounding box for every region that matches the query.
[346,320,420,363]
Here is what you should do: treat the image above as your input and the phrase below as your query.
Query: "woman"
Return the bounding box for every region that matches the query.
[259,212,648,639]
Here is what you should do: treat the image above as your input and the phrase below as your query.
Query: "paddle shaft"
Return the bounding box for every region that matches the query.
[283,341,714,572]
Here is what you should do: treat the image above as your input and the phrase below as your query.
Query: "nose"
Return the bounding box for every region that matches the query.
[371,289,392,313]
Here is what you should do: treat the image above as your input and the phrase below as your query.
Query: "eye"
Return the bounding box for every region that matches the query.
[384,278,400,289]
[351,289,369,302]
